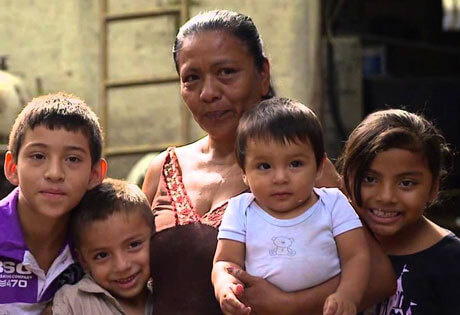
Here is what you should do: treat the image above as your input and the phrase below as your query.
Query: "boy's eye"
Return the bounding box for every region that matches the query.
[128,240,143,250]
[257,163,271,170]
[67,156,82,163]
[31,153,45,160]
[94,252,108,260]
[289,160,303,168]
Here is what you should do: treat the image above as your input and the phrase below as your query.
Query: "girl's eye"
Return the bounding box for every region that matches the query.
[94,252,108,261]
[400,180,415,188]
[363,175,376,184]
[289,160,303,168]
[128,240,143,250]
[257,163,271,170]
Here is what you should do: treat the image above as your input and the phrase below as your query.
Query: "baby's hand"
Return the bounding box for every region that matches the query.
[323,293,357,315]
[219,282,251,315]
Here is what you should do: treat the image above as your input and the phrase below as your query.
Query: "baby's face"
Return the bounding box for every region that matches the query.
[78,210,151,304]
[243,138,322,219]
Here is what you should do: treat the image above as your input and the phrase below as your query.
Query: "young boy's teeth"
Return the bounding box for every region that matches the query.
[371,208,399,218]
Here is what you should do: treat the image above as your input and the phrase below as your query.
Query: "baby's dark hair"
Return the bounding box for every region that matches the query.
[71,178,154,248]
[338,109,451,207]
[8,92,103,165]
[236,97,324,170]
[173,9,274,99]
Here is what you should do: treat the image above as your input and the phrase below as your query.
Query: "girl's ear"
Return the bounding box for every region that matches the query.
[429,177,440,204]
[4,152,19,186]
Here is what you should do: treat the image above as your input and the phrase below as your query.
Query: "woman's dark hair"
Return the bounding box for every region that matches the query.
[236,97,324,170]
[338,109,451,207]
[173,9,274,99]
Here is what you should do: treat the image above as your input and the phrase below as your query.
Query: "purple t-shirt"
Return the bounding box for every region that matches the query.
[0,188,82,314]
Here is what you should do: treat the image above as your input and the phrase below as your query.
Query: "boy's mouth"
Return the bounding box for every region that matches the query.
[113,272,140,289]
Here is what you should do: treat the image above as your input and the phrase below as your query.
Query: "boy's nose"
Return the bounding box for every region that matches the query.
[113,253,131,272]
[272,168,288,184]
[200,76,220,103]
[44,160,64,182]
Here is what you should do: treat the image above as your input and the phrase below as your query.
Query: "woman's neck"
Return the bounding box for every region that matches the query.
[378,216,447,255]
[201,135,237,165]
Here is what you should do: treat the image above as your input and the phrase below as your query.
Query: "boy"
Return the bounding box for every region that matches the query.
[0,93,106,314]
[212,97,370,315]
[52,178,154,314]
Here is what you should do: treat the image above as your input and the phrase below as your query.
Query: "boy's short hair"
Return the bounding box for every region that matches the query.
[71,178,154,248]
[236,97,324,170]
[8,92,103,165]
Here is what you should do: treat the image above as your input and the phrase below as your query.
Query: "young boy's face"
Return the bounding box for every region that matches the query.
[4,125,104,220]
[78,211,151,303]
[242,138,324,219]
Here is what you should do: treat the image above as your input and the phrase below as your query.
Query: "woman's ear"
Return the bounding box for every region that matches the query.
[4,151,19,186]
[260,59,271,97]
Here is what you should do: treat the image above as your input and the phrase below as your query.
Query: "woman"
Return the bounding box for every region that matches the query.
[143,10,395,315]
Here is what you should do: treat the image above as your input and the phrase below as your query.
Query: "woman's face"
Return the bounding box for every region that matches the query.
[177,31,270,140]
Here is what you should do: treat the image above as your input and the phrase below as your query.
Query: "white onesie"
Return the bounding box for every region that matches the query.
[218,187,362,291]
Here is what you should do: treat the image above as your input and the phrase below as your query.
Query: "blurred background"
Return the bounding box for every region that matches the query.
[1,0,459,230]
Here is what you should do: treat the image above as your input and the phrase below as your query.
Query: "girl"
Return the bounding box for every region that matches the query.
[339,109,460,314]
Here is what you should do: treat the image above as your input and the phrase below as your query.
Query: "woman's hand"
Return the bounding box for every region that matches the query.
[228,267,291,315]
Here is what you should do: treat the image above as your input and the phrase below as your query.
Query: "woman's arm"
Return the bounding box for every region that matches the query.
[212,239,251,315]
[230,227,395,315]
[142,151,167,205]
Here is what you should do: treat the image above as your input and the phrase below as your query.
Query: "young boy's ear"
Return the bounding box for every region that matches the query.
[87,158,107,190]
[76,250,90,273]
[4,152,19,186]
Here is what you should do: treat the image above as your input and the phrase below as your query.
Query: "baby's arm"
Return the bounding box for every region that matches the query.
[212,239,251,315]
[323,227,370,315]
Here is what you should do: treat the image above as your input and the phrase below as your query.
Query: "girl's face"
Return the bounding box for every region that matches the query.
[177,31,270,140]
[357,148,438,240]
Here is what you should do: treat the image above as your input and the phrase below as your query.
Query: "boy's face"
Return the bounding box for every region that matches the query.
[4,125,105,220]
[242,138,324,219]
[78,211,151,303]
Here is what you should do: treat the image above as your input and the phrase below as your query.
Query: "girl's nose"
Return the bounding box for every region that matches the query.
[375,182,395,203]
[200,75,220,103]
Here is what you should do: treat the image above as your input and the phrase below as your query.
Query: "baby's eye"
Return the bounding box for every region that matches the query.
[94,252,108,261]
[128,240,143,250]
[257,163,271,170]
[289,160,303,168]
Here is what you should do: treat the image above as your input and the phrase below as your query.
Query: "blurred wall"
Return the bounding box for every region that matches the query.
[0,0,322,179]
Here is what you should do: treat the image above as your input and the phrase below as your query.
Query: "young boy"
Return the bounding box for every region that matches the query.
[212,97,370,315]
[0,93,106,314]
[52,178,154,314]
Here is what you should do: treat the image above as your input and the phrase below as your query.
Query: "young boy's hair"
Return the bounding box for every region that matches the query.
[71,178,154,248]
[8,92,103,165]
[236,97,324,170]
[338,109,451,207]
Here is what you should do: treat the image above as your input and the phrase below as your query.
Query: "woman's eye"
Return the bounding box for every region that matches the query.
[257,163,271,170]
[218,68,237,77]
[290,160,303,168]
[182,74,199,83]
[94,252,108,260]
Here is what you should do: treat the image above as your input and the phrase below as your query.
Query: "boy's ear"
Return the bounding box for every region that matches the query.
[76,249,90,273]
[87,158,107,190]
[4,152,19,186]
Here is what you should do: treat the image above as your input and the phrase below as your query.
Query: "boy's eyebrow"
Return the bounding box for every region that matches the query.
[24,142,89,153]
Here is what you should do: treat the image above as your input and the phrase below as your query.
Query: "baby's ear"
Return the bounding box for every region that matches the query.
[242,173,249,187]
[4,152,19,186]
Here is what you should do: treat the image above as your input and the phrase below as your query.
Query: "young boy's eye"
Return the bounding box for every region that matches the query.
[94,252,108,260]
[31,153,45,160]
[257,163,271,170]
[289,160,303,168]
[67,156,82,163]
[128,240,143,250]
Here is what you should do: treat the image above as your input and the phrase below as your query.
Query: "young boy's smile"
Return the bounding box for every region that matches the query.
[6,126,100,220]
[242,138,323,219]
[78,211,151,303]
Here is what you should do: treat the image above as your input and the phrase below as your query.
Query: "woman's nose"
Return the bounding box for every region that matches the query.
[200,75,220,103]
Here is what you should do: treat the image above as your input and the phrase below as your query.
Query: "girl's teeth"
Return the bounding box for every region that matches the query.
[372,209,399,218]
